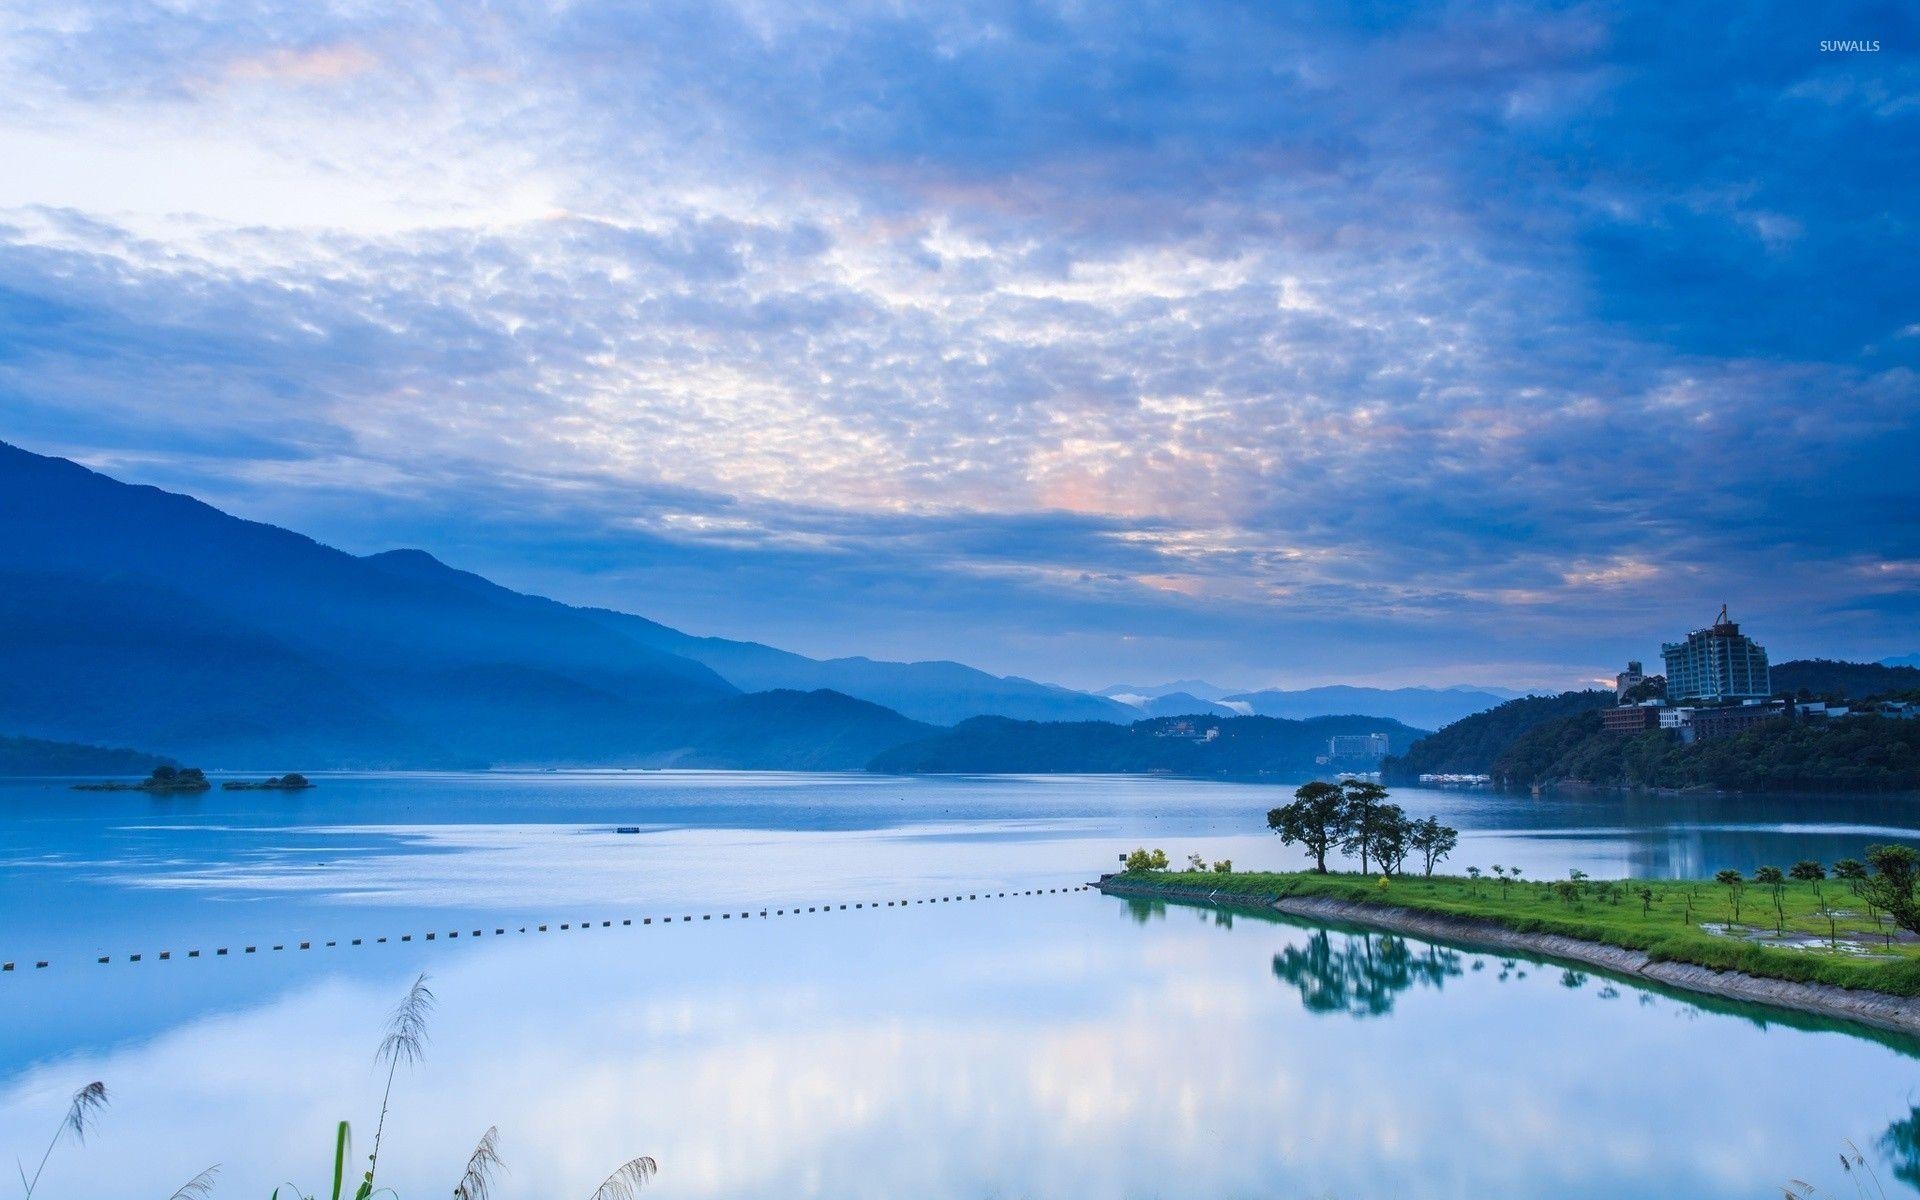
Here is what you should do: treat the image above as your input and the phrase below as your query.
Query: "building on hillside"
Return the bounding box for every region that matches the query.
[1155,720,1218,741]
[1661,606,1771,702]
[1685,701,1788,742]
[1327,732,1390,762]
[1601,704,1663,734]
[1615,661,1645,699]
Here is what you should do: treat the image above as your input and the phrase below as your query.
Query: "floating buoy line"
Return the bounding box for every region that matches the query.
[1,885,1095,975]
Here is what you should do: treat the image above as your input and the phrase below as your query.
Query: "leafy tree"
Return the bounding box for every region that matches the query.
[1551,880,1580,907]
[1338,781,1391,875]
[1266,781,1348,873]
[1185,853,1207,872]
[1408,817,1459,877]
[1834,858,1867,882]
[1365,803,1411,876]
[1211,859,1233,874]
[1714,868,1745,925]
[1636,885,1654,915]
[1753,865,1786,934]
[1789,859,1826,906]
[1123,848,1170,872]
[1857,844,1920,938]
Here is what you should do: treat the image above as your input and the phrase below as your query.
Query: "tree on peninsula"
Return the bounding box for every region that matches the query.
[1857,844,1920,938]
[1266,780,1348,873]
[1338,781,1392,875]
[1409,816,1460,877]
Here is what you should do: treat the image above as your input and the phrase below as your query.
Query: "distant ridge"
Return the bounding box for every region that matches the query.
[585,608,1134,726]
[0,440,933,769]
[0,733,173,776]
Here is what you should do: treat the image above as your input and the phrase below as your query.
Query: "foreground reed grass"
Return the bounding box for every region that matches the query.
[11,1082,217,1199]
[271,972,658,1200]
[1112,868,1920,995]
[11,975,657,1199]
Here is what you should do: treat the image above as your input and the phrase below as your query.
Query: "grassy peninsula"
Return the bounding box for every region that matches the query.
[1104,868,1920,997]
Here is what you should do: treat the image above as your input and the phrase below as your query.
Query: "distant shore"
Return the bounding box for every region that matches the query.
[1096,872,1920,1038]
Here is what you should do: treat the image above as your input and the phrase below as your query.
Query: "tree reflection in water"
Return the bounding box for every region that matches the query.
[1883,1107,1920,1189]
[1272,929,1464,1018]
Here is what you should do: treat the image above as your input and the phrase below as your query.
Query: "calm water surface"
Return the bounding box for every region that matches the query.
[2,771,1917,1198]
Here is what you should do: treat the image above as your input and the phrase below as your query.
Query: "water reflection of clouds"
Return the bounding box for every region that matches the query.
[107,821,1139,909]
[2,904,1915,1198]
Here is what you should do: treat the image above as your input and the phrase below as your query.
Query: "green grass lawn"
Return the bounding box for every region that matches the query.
[1111,868,1920,996]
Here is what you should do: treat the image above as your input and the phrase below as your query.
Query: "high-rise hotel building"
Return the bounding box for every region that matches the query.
[1661,607,1771,702]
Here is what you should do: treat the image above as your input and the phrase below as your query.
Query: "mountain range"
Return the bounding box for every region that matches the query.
[0,441,935,767]
[0,439,1512,770]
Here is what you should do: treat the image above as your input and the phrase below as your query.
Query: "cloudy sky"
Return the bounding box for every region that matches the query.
[0,2,1914,691]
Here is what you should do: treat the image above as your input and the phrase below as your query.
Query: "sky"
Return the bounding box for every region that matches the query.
[0,1,1914,693]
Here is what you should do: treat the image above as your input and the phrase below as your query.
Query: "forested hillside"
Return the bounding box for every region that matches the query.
[1382,690,1615,776]
[1490,712,1920,792]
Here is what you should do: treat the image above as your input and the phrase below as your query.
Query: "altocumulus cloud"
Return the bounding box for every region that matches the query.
[0,0,1914,688]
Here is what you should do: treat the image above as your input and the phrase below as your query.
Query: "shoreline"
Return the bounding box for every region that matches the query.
[1096,876,1920,1039]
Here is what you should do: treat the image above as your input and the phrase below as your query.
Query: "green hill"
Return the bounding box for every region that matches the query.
[1490,711,1920,793]
[1382,690,1615,777]
[1772,659,1920,700]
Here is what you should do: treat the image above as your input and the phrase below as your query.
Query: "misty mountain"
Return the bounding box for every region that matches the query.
[0,441,925,768]
[1103,691,1247,719]
[1224,685,1515,729]
[1099,680,1239,702]
[583,609,1134,725]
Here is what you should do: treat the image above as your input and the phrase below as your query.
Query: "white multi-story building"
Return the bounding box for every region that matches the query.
[1661,606,1770,703]
[1328,732,1390,761]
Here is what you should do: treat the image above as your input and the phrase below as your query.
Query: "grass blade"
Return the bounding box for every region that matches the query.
[165,1164,219,1199]
[587,1156,658,1200]
[330,1120,351,1200]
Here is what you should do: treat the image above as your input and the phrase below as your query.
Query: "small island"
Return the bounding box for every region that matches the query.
[72,765,211,793]
[221,773,314,791]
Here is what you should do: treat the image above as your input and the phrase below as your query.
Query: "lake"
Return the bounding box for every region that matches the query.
[2,771,1917,1198]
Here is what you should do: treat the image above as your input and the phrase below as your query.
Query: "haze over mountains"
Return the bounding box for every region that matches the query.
[1101,682,1519,728]
[0,441,1513,769]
